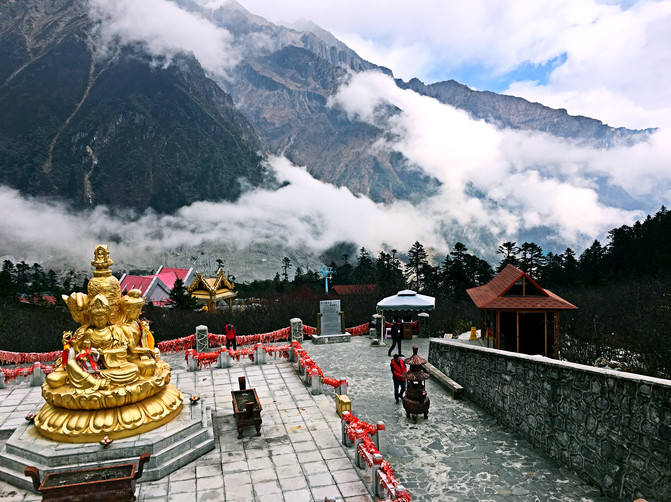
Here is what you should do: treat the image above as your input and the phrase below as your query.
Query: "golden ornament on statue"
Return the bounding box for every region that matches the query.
[35,245,183,442]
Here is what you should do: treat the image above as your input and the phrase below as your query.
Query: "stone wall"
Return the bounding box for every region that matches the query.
[428,339,671,502]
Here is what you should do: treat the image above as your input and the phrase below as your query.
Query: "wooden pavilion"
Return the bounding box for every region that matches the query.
[187,270,237,313]
[466,264,577,358]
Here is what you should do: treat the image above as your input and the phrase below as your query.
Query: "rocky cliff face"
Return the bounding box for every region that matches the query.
[205,0,650,204]
[0,0,266,213]
[398,78,652,146]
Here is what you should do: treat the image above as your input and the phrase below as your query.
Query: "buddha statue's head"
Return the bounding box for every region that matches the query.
[123,289,145,322]
[88,294,111,328]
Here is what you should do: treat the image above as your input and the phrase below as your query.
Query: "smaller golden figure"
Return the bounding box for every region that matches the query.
[35,245,183,442]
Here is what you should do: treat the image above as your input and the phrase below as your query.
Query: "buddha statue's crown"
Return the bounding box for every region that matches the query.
[88,294,110,314]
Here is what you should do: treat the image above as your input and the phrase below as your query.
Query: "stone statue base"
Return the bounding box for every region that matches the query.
[0,396,213,492]
[34,384,183,442]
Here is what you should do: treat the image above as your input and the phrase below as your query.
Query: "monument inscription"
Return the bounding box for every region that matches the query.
[319,300,342,335]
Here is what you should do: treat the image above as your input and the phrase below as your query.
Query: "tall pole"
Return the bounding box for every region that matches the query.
[318,266,333,294]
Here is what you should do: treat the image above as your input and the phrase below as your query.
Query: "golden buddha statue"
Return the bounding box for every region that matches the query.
[35,245,183,442]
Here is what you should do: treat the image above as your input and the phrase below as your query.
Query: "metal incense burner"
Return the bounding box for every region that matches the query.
[402,346,430,423]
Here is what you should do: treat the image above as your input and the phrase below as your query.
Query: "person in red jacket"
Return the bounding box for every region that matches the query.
[225,322,237,350]
[390,353,407,404]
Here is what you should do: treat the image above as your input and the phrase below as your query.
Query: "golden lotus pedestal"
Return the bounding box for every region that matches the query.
[35,384,183,443]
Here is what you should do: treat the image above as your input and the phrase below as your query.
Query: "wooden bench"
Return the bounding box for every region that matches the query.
[424,362,464,399]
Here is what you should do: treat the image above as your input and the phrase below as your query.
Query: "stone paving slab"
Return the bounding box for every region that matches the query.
[0,354,373,502]
[303,336,614,502]
[0,336,618,501]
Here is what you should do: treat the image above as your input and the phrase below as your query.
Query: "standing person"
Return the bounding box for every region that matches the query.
[387,318,403,357]
[390,353,407,404]
[225,322,237,350]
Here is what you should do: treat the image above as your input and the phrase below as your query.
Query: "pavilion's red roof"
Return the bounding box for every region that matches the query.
[467,264,577,311]
[333,284,377,296]
[17,293,57,306]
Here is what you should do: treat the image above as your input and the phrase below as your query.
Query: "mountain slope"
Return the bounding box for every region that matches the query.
[0,0,266,213]
[205,0,651,204]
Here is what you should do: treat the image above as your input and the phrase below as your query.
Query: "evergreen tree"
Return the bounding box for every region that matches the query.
[0,260,16,298]
[579,240,606,285]
[353,247,376,284]
[281,257,292,282]
[440,242,491,299]
[375,251,405,295]
[62,269,77,293]
[497,242,519,271]
[15,261,29,292]
[562,248,579,287]
[46,269,60,295]
[519,242,544,279]
[294,266,304,283]
[169,278,199,310]
[405,241,430,291]
[30,263,46,293]
[335,254,353,284]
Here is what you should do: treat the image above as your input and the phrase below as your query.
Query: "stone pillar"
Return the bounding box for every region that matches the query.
[31,362,44,387]
[186,349,198,372]
[254,345,266,365]
[371,453,384,497]
[196,325,209,353]
[354,429,365,468]
[218,351,231,368]
[0,371,5,389]
[418,312,430,338]
[311,370,321,395]
[341,411,352,447]
[304,365,311,385]
[290,318,303,343]
[337,382,347,395]
[339,311,345,334]
[395,485,408,499]
[297,353,305,375]
[371,314,382,340]
[374,421,386,455]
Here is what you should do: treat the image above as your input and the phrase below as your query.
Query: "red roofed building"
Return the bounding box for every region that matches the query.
[332,284,377,296]
[467,264,577,357]
[119,267,195,305]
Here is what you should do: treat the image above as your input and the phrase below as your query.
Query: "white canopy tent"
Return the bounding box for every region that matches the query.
[377,290,436,312]
[376,290,435,341]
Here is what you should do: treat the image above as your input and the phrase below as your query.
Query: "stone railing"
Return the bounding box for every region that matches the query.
[428,339,671,502]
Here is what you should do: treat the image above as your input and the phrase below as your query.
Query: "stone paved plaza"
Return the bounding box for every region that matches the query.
[0,335,615,501]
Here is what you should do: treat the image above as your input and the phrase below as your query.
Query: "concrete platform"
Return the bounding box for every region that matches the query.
[0,396,214,491]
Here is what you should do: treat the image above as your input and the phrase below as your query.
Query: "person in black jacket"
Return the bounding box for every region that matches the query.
[387,318,403,357]
[390,353,407,404]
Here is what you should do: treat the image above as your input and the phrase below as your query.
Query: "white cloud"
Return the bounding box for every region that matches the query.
[329,71,660,246]
[505,1,671,128]
[230,0,669,130]
[89,0,239,76]
[0,158,445,276]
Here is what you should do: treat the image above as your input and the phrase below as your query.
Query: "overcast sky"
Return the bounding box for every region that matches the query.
[228,0,671,131]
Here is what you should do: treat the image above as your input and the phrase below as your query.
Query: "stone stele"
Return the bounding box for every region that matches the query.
[35,245,183,442]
